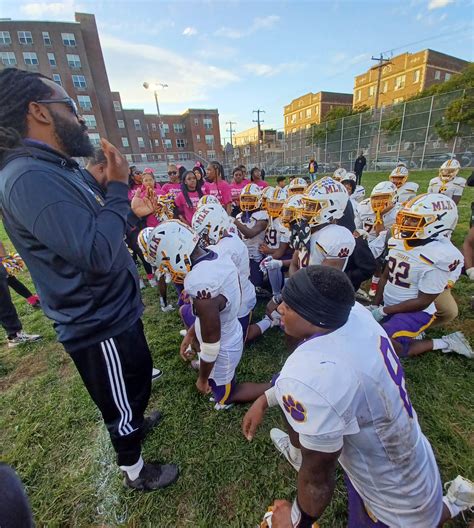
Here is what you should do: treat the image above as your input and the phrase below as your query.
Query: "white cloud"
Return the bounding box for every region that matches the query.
[243,62,303,77]
[20,0,77,18]
[183,26,198,37]
[428,0,454,9]
[100,34,239,107]
[215,14,280,39]
[331,52,369,66]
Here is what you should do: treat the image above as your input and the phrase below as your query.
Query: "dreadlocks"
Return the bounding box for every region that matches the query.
[0,68,52,159]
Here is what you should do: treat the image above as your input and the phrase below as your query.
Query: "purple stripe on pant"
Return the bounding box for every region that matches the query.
[238,312,251,342]
[180,303,196,328]
[382,310,434,357]
[344,474,389,527]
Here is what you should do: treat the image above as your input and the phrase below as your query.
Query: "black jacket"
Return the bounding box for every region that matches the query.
[0,140,143,351]
[354,156,367,173]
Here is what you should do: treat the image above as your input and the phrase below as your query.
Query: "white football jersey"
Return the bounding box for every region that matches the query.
[213,231,256,318]
[298,224,355,270]
[184,251,243,385]
[236,210,269,260]
[427,176,466,199]
[396,182,419,204]
[353,184,366,203]
[274,303,442,527]
[264,217,290,250]
[383,237,464,313]
[355,199,399,242]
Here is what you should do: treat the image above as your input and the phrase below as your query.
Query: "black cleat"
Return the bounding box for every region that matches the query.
[141,410,163,439]
[124,462,179,491]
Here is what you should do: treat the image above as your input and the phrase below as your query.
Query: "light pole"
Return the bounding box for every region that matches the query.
[143,81,168,159]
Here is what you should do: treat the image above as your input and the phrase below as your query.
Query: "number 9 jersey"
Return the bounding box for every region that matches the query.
[383,237,464,314]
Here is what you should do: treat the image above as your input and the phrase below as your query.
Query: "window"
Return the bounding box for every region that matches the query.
[83,115,96,128]
[67,54,81,68]
[62,33,76,46]
[413,70,420,83]
[121,137,129,147]
[173,123,184,133]
[299,111,303,119]
[203,118,213,130]
[393,97,404,104]
[382,81,388,93]
[42,32,51,46]
[47,53,56,66]
[205,134,214,146]
[137,137,145,148]
[23,52,38,65]
[167,154,175,161]
[0,52,16,66]
[0,31,11,45]
[178,153,188,161]
[52,73,62,86]
[176,139,186,148]
[207,150,216,160]
[125,154,133,162]
[369,85,375,97]
[395,75,406,90]
[72,75,87,88]
[133,119,141,131]
[88,133,100,146]
[18,31,33,45]
[434,70,441,80]
[306,108,312,118]
[151,123,157,131]
[154,139,159,146]
[291,114,297,124]
[196,134,201,142]
[113,101,121,112]
[194,118,199,125]
[285,116,289,125]
[445,73,451,81]
[315,105,319,115]
[162,123,169,134]
[117,119,125,128]
[77,95,92,110]
[164,139,172,149]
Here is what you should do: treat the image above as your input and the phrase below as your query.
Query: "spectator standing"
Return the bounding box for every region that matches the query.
[161,164,182,199]
[229,166,250,217]
[308,158,318,182]
[175,170,206,226]
[206,161,232,214]
[250,167,269,189]
[353,152,367,185]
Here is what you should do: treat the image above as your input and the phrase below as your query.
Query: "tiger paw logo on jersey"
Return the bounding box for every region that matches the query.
[196,289,212,300]
[338,247,350,258]
[448,259,461,272]
[282,395,307,422]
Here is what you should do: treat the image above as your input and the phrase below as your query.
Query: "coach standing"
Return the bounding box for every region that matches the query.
[353,152,366,185]
[0,68,178,491]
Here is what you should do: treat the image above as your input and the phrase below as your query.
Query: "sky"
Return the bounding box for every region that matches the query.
[2,0,473,142]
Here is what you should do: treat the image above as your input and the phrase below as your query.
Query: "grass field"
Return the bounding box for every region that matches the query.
[0,169,473,527]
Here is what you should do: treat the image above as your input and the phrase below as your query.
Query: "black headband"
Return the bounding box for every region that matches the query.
[282,267,354,328]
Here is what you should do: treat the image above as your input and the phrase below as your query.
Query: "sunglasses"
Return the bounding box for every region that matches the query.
[168,171,178,176]
[36,97,79,117]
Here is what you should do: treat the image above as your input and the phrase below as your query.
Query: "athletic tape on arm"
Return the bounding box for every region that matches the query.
[199,341,221,362]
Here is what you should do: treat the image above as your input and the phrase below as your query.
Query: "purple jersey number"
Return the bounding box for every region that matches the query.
[379,336,413,418]
[387,256,411,288]
[265,228,278,247]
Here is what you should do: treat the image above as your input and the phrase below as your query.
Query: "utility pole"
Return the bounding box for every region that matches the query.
[252,109,265,168]
[371,54,391,110]
[226,121,237,147]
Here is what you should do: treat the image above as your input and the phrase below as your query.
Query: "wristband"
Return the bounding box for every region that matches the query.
[264,387,279,408]
[291,498,319,527]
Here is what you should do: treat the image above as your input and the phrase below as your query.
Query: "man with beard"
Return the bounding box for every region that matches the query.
[0,69,178,491]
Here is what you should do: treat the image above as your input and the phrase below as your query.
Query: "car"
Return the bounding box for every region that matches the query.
[370,157,417,170]
[423,152,472,168]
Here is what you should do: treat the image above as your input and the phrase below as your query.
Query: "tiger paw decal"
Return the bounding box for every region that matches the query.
[282,394,307,422]
[338,247,350,258]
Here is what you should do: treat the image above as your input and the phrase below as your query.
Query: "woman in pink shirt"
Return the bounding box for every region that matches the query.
[250,167,269,189]
[206,161,232,214]
[175,171,207,225]
[127,168,143,201]
[161,164,182,199]
[131,171,163,228]
[229,166,250,217]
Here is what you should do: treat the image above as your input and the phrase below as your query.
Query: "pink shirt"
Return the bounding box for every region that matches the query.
[229,179,250,205]
[161,182,182,199]
[128,183,141,201]
[175,190,206,225]
[206,180,232,206]
[253,180,269,189]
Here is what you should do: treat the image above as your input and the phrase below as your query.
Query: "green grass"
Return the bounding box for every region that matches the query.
[0,169,473,527]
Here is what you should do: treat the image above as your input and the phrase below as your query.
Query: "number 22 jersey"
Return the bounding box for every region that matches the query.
[383,237,464,314]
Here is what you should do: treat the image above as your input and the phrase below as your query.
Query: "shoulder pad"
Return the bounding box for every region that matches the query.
[419,241,464,272]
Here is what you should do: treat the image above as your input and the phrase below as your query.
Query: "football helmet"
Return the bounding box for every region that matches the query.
[267,187,289,219]
[389,166,409,188]
[137,227,154,264]
[370,181,398,217]
[439,159,460,182]
[341,171,357,183]
[197,194,221,208]
[192,203,231,245]
[301,177,349,227]
[287,177,307,196]
[261,186,276,210]
[145,220,199,283]
[281,194,304,228]
[240,183,262,211]
[333,168,347,181]
[393,193,458,241]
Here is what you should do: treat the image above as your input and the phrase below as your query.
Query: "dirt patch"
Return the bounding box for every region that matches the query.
[0,352,48,391]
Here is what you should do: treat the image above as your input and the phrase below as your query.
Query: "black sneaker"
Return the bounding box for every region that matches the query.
[141,410,162,439]
[124,463,179,491]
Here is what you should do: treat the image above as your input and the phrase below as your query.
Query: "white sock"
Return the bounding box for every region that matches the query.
[289,443,302,465]
[442,496,464,519]
[120,456,144,481]
[256,316,272,334]
[432,338,449,351]
[160,297,166,307]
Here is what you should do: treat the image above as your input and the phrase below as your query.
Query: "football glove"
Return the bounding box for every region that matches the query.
[260,257,283,271]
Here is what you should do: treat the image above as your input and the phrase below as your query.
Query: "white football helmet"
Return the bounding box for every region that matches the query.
[396,160,407,168]
[301,177,349,226]
[240,183,262,211]
[370,181,398,212]
[281,193,304,228]
[192,203,231,245]
[333,168,347,181]
[261,186,276,210]
[137,227,154,264]
[287,177,307,196]
[389,166,409,188]
[267,187,288,219]
[393,193,458,241]
[439,159,460,181]
[197,194,220,208]
[145,220,200,283]
[341,171,357,182]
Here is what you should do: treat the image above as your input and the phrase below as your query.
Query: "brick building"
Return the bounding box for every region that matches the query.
[232,126,284,168]
[354,49,470,109]
[283,91,353,133]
